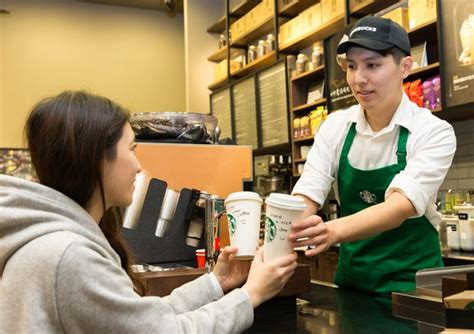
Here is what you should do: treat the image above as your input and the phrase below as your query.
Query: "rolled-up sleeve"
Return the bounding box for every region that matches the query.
[386,121,456,217]
[292,114,342,207]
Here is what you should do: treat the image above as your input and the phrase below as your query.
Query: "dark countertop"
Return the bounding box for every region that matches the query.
[246,282,445,333]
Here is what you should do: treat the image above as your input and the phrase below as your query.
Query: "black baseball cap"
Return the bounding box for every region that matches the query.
[336,16,411,56]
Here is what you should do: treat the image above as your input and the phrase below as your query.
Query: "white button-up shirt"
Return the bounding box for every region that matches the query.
[292,93,456,228]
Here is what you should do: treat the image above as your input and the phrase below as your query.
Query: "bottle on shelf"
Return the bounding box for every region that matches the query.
[296,53,308,75]
[257,40,267,58]
[247,45,257,63]
[218,34,226,49]
[266,34,275,52]
[311,44,323,69]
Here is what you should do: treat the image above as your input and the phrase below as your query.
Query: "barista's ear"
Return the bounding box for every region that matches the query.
[400,56,413,79]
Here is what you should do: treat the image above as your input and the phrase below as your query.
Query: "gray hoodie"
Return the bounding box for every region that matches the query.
[0,175,253,333]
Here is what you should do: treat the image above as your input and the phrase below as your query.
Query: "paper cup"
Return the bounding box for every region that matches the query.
[264,193,306,262]
[224,191,263,259]
[196,249,205,268]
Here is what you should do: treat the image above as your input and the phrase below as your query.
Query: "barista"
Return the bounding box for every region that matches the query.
[288,16,457,293]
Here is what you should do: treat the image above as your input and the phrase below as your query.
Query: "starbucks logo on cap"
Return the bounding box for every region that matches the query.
[227,214,237,236]
[265,217,277,242]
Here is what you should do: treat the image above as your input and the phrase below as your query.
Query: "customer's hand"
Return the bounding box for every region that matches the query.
[213,246,251,293]
[242,247,297,308]
[289,215,332,257]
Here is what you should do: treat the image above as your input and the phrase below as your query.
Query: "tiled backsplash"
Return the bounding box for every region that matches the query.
[439,119,474,193]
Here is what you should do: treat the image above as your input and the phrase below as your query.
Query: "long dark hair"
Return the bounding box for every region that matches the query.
[25,90,141,290]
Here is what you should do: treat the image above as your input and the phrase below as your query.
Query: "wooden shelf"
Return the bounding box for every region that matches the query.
[207,47,227,63]
[294,158,306,163]
[408,19,437,46]
[229,0,261,17]
[431,107,442,113]
[231,16,274,47]
[292,98,326,112]
[231,51,276,78]
[207,16,226,34]
[279,0,318,17]
[349,0,399,18]
[208,77,228,91]
[279,14,345,54]
[405,62,439,80]
[291,65,324,82]
[294,136,314,143]
[207,0,261,33]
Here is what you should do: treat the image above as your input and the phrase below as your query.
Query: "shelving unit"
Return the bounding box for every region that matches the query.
[279,0,318,17]
[279,14,345,54]
[207,47,227,63]
[231,51,276,78]
[208,0,474,180]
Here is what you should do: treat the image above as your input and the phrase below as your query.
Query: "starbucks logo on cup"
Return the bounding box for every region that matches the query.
[265,217,277,242]
[227,213,237,235]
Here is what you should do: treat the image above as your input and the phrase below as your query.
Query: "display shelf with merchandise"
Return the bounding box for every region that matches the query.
[207,0,261,33]
[349,0,400,18]
[231,51,276,78]
[279,14,345,54]
[279,0,318,17]
[207,47,227,63]
[291,98,326,113]
[290,64,324,82]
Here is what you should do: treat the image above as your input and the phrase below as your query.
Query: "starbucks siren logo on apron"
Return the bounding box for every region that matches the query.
[265,217,277,242]
[227,213,237,236]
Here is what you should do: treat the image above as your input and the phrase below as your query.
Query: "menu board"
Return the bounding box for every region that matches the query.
[232,77,258,148]
[439,0,474,109]
[211,88,233,141]
[257,62,289,148]
[326,27,358,112]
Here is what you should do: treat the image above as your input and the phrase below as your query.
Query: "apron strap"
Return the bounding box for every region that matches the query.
[339,123,357,163]
[396,127,409,165]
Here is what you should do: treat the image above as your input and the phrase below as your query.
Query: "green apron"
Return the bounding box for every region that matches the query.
[335,123,443,293]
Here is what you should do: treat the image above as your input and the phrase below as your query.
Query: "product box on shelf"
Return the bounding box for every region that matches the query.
[230,16,246,42]
[259,0,275,22]
[382,7,409,30]
[321,0,345,25]
[299,3,322,35]
[279,16,302,46]
[215,59,244,79]
[349,0,370,10]
[408,0,437,30]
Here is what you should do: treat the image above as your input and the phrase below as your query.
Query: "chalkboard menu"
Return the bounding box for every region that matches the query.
[211,88,232,141]
[257,62,289,148]
[439,0,474,109]
[232,77,258,148]
[326,27,357,112]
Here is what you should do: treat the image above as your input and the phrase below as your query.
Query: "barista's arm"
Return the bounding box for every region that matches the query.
[294,194,320,218]
[289,190,416,257]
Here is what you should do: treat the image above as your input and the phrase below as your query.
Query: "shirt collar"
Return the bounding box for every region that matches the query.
[346,93,415,136]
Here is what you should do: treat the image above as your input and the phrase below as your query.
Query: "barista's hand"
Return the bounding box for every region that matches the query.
[289,215,333,257]
[213,246,251,293]
[242,247,297,308]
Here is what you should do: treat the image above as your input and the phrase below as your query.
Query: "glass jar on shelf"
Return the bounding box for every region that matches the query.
[266,34,275,52]
[311,45,324,69]
[257,40,267,57]
[296,53,308,75]
[247,45,257,63]
[218,34,226,49]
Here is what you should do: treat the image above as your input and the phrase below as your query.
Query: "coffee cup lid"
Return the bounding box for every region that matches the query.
[225,191,263,205]
[265,193,307,211]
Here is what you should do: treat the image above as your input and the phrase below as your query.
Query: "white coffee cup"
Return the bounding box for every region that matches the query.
[264,193,306,262]
[224,191,263,259]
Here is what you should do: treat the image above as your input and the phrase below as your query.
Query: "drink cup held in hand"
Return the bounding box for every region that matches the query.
[264,193,306,262]
[224,191,263,259]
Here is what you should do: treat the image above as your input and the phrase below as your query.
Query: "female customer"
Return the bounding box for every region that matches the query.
[0,90,297,333]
